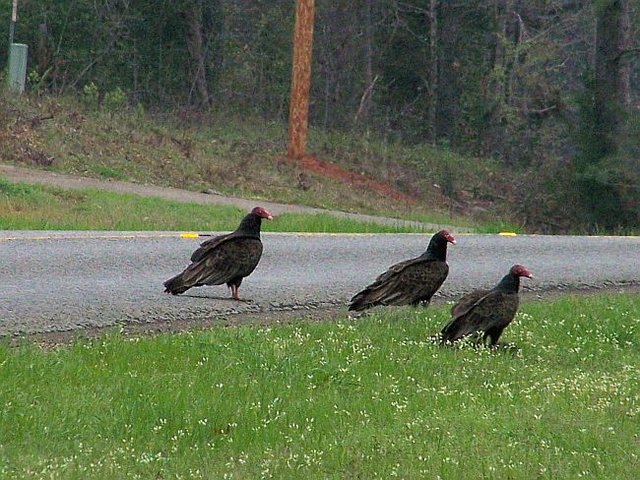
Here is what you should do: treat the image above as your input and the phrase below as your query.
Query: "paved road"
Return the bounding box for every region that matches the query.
[1,231,638,336]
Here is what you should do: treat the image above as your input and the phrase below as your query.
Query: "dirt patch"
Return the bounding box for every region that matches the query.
[17,307,347,350]
[5,112,57,167]
[285,154,417,204]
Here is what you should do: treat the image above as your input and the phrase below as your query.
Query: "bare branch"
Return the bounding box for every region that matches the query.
[614,47,640,62]
[527,105,557,115]
[354,75,379,123]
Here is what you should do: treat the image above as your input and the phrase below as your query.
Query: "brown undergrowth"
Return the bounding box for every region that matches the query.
[0,94,518,227]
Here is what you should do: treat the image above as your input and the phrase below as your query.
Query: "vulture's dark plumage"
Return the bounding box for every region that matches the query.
[163,206,272,299]
[440,264,532,346]
[348,229,456,312]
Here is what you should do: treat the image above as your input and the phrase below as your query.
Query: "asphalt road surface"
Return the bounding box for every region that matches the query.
[1,231,638,336]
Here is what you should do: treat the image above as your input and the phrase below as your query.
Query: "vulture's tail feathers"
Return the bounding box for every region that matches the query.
[440,318,463,343]
[163,273,192,295]
[347,291,373,311]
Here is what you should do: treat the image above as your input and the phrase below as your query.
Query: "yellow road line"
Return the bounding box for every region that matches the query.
[2,232,638,242]
[0,233,182,242]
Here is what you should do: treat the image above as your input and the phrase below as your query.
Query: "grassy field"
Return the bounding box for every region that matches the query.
[1,293,638,479]
[0,177,473,233]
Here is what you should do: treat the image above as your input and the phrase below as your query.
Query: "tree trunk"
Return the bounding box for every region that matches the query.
[185,2,210,108]
[427,0,438,144]
[594,0,630,154]
[356,0,374,124]
[436,3,459,142]
[493,0,507,103]
[202,0,225,104]
[288,0,315,160]
[506,0,524,108]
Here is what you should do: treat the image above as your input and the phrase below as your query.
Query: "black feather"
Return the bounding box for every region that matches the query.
[348,230,454,312]
[164,209,268,298]
[441,265,531,346]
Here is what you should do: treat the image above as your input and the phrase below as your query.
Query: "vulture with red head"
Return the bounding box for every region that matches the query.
[348,229,456,312]
[163,206,273,299]
[440,264,532,346]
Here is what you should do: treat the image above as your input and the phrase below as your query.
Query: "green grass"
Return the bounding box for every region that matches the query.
[0,177,434,233]
[266,212,434,233]
[1,293,638,478]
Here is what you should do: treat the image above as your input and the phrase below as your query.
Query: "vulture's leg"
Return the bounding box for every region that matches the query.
[230,285,240,301]
[485,327,505,348]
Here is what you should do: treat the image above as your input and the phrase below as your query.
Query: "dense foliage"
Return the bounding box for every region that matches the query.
[0,0,638,231]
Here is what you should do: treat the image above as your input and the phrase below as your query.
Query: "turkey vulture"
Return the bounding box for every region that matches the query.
[440,264,532,346]
[163,206,273,299]
[348,229,456,312]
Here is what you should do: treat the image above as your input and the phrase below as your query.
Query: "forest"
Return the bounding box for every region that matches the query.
[0,0,638,231]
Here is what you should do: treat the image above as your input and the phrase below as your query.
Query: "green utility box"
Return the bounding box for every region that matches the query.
[7,43,28,93]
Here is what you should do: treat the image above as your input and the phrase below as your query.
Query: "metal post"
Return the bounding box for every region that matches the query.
[8,43,28,92]
[287,0,315,160]
[6,0,27,94]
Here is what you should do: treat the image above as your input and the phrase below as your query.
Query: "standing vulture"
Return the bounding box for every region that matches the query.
[348,229,456,312]
[440,264,532,346]
[163,206,273,299]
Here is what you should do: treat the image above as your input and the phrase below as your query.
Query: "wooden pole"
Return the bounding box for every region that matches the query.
[9,0,18,46]
[287,0,315,160]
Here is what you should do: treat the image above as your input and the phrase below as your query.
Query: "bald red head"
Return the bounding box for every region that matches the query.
[251,206,273,220]
[510,264,532,279]
[438,229,456,245]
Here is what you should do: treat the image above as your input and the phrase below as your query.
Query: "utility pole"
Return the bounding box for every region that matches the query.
[287,0,315,160]
[9,0,18,46]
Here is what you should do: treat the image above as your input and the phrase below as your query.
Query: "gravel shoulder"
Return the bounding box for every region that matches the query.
[16,284,640,349]
[4,230,637,340]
